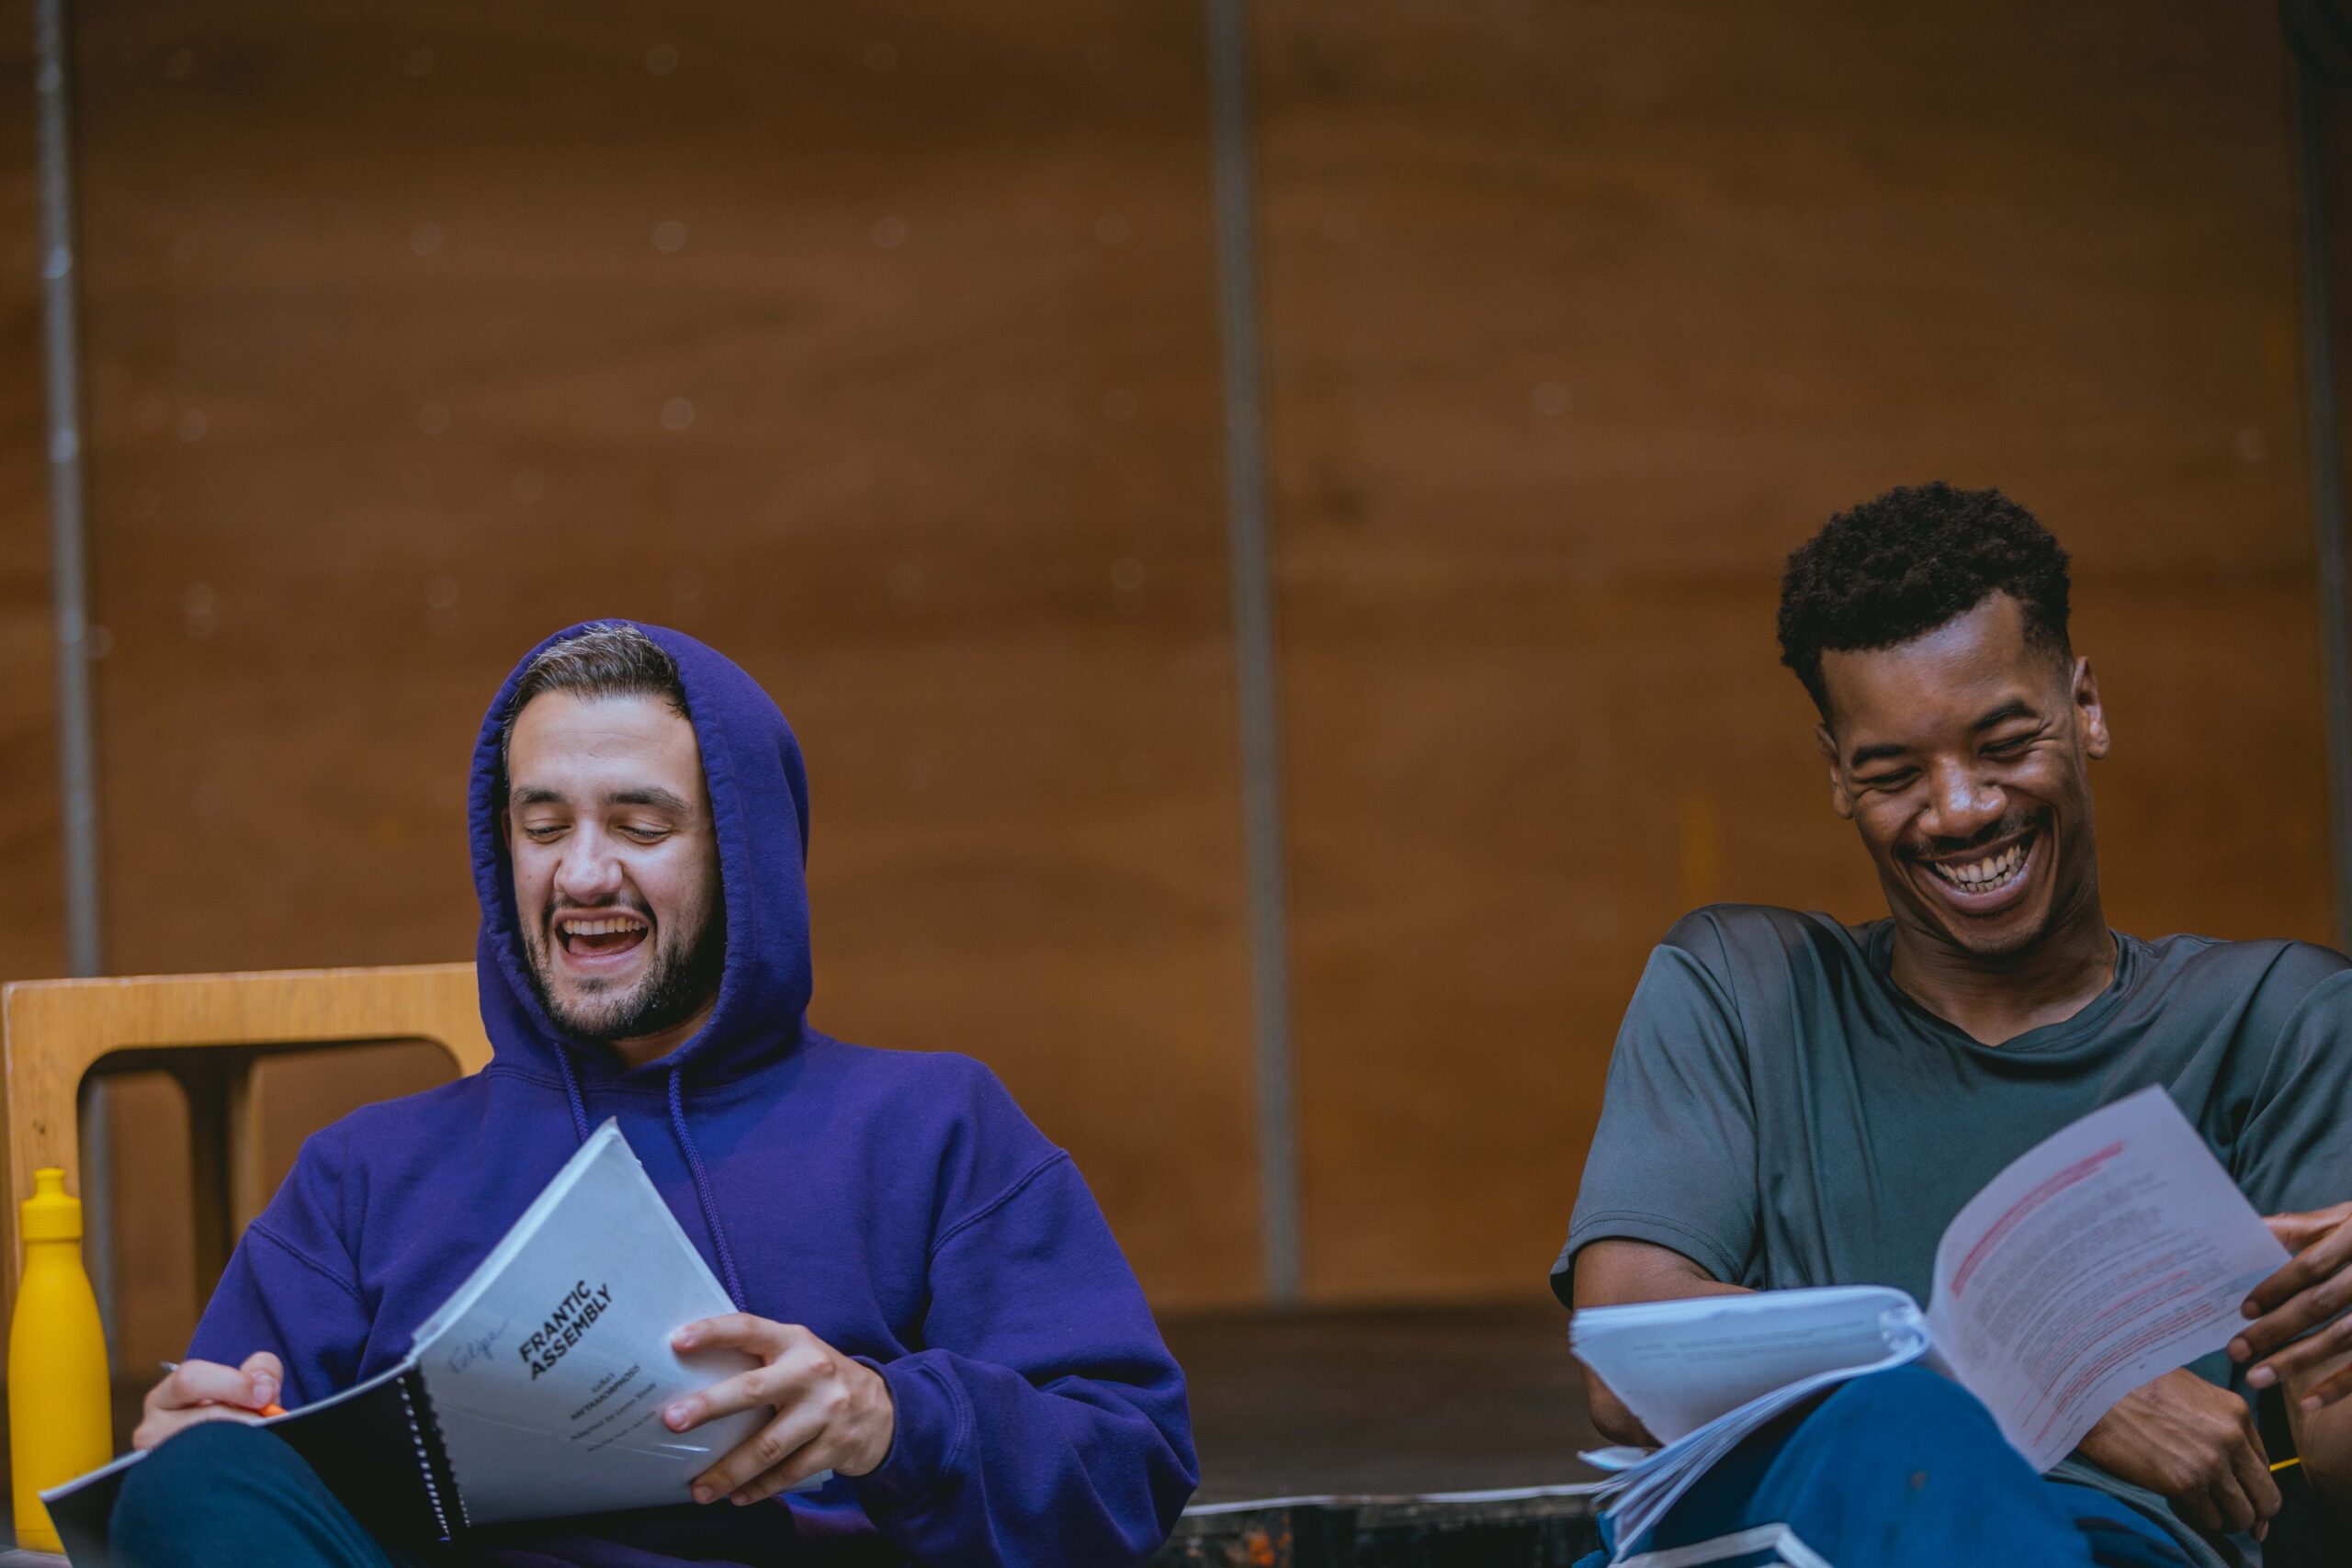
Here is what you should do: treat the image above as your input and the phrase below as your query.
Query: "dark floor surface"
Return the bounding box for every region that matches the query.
[1165,1298,1606,1505]
[0,1300,1604,1555]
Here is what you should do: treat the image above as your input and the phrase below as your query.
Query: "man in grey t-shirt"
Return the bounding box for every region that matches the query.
[1559,484,2352,1565]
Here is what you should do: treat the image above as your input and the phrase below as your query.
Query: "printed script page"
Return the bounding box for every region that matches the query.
[410,1122,774,1527]
[1925,1086,2289,1472]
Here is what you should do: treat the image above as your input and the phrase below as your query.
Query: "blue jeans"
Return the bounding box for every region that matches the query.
[112,1421,406,1568]
[1577,1366,2196,1566]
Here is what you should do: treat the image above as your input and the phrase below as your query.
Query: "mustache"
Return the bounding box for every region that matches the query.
[1897,811,2046,862]
[539,896,655,928]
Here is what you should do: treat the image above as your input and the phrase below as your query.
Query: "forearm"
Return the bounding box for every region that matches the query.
[1570,1239,1750,1446]
[2289,1352,2352,1516]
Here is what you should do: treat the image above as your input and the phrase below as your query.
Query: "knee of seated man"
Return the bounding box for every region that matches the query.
[118,1419,307,1516]
[1798,1364,2004,1461]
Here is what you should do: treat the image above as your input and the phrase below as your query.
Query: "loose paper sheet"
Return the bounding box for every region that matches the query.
[1925,1085,2289,1471]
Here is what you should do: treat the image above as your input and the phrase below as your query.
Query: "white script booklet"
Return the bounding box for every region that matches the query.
[46,1120,802,1561]
[1568,1087,2291,1558]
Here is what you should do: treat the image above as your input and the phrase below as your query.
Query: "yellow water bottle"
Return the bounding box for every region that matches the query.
[8,1168,113,1552]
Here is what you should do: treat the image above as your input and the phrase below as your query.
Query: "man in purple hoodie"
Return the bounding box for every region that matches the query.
[113,621,1198,1565]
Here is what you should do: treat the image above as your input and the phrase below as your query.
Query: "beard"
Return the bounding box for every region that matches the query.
[521,894,727,1045]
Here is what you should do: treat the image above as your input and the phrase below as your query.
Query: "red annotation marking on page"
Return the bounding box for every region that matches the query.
[1949,1142,2124,1299]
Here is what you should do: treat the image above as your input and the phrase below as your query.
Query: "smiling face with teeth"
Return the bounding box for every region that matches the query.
[1817,592,2110,970]
[504,690,724,1066]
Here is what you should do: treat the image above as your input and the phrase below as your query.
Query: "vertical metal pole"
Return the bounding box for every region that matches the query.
[2293,60,2352,945]
[35,0,115,1331]
[1204,0,1302,1303]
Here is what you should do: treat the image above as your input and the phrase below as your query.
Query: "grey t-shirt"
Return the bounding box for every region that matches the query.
[1558,904,2352,1566]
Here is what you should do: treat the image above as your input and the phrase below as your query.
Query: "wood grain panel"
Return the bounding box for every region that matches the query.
[1257,0,2327,1299]
[2319,71,2352,755]
[0,0,64,991]
[72,4,1261,1310]
[104,1072,189,1371]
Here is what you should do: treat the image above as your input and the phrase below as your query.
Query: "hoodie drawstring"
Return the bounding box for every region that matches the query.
[549,1048,746,1310]
[555,1047,592,1144]
[669,1066,748,1310]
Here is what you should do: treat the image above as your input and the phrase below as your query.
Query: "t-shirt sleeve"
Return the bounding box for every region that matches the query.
[1552,919,1759,1304]
[2232,959,2352,1217]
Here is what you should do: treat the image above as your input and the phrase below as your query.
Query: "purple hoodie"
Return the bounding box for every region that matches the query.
[188,622,1197,1565]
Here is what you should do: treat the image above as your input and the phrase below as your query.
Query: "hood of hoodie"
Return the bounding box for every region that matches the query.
[467,620,814,1091]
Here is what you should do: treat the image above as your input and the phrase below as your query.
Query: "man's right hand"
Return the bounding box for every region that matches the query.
[2075,1368,2278,1541]
[131,1353,283,1452]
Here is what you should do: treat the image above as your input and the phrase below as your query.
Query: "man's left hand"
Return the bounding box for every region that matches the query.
[662,1314,896,1505]
[2076,1368,2278,1540]
[2232,1203,2352,1411]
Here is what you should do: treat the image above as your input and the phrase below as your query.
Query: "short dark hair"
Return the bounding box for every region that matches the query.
[499,623,688,787]
[1777,482,2073,718]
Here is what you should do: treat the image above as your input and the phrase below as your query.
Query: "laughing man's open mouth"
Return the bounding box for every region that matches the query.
[556,911,651,958]
[1923,832,2034,897]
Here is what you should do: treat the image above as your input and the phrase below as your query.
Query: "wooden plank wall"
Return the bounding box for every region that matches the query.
[61,1,1261,1370]
[0,0,62,992]
[0,0,2333,1366]
[1258,1,2329,1299]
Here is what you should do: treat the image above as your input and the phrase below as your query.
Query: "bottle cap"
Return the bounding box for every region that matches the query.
[21,1167,83,1242]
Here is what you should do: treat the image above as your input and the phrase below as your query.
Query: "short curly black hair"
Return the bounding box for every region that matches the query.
[1777,482,2072,718]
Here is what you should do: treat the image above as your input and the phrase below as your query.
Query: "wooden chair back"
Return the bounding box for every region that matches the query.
[0,964,492,1311]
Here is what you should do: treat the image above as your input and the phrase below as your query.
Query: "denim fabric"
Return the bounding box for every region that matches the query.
[1574,1368,2195,1568]
[112,1422,407,1568]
